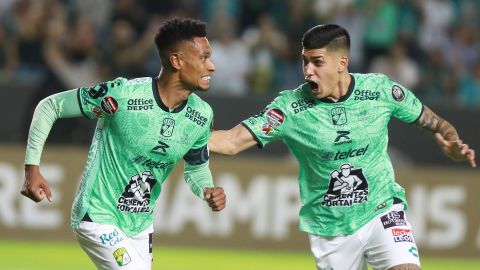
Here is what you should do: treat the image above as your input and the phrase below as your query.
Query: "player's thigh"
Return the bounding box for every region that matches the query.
[308,233,367,270]
[74,221,152,270]
[365,204,420,270]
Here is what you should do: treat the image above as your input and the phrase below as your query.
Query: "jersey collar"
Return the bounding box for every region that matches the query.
[151,77,188,113]
[318,74,355,103]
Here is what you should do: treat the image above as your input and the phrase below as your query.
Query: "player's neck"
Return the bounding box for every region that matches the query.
[327,73,351,102]
[156,71,191,110]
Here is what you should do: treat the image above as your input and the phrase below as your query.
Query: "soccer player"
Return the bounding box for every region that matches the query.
[20,18,226,270]
[208,24,476,270]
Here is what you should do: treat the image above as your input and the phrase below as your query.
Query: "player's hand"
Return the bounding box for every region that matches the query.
[20,165,53,203]
[204,187,226,212]
[435,133,476,168]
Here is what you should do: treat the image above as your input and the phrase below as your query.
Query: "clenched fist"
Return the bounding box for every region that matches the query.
[203,187,226,211]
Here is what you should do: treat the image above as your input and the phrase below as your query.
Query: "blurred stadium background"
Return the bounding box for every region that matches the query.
[0,0,479,269]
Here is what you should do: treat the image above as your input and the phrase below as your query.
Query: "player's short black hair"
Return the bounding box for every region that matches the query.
[302,24,350,52]
[154,17,207,69]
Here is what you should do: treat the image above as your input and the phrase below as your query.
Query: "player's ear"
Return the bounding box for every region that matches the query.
[338,55,348,73]
[169,52,183,70]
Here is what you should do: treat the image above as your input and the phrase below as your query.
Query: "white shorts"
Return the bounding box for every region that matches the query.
[74,221,153,270]
[309,203,420,270]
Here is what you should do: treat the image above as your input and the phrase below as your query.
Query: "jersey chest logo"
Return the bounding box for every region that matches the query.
[322,163,368,207]
[160,118,175,137]
[331,107,347,126]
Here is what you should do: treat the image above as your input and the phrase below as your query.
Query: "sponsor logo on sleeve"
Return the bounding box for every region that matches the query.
[265,109,285,127]
[392,85,405,102]
[392,228,414,243]
[113,247,131,266]
[380,211,407,228]
[101,96,118,115]
[92,106,103,118]
[322,163,368,207]
[87,82,109,99]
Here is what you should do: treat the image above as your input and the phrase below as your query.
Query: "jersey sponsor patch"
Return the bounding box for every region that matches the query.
[392,85,405,101]
[87,82,109,99]
[322,163,369,207]
[92,106,103,118]
[265,108,285,127]
[116,171,157,213]
[101,96,118,114]
[380,210,407,228]
[392,228,414,243]
[261,123,274,137]
[113,247,131,266]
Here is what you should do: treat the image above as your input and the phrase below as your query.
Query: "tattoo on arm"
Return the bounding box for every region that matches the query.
[415,106,459,141]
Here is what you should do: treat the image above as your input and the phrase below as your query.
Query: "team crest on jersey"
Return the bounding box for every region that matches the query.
[117,171,157,213]
[392,85,405,101]
[113,247,131,266]
[265,109,285,127]
[160,118,175,137]
[322,163,368,207]
[331,107,347,126]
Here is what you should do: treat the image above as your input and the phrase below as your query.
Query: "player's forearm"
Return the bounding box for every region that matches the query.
[184,161,214,199]
[209,130,239,155]
[415,105,459,141]
[25,90,83,165]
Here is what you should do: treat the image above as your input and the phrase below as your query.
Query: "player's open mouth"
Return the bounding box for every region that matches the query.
[201,76,211,82]
[307,81,319,92]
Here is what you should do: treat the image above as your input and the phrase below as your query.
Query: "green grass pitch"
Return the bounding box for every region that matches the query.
[1,240,479,269]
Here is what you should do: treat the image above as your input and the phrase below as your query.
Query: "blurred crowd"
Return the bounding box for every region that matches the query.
[1,0,480,108]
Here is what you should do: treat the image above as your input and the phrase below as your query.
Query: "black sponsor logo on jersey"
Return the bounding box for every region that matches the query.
[334,131,352,145]
[151,141,170,155]
[392,85,405,101]
[380,211,407,229]
[291,99,314,114]
[354,89,380,101]
[331,107,347,126]
[131,155,170,169]
[127,98,153,111]
[160,118,175,137]
[334,144,369,160]
[266,109,285,127]
[87,82,109,99]
[117,171,158,213]
[392,228,414,243]
[322,163,368,207]
[101,96,118,115]
[185,106,207,127]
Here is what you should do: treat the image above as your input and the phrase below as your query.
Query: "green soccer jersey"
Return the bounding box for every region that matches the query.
[72,77,213,236]
[242,73,423,236]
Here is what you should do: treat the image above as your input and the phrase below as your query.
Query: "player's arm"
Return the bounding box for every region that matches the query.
[184,144,226,211]
[414,105,476,167]
[208,124,258,155]
[21,90,83,202]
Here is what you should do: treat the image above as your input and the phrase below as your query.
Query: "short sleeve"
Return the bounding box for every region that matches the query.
[183,106,213,165]
[241,97,287,148]
[386,78,423,124]
[77,77,127,119]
